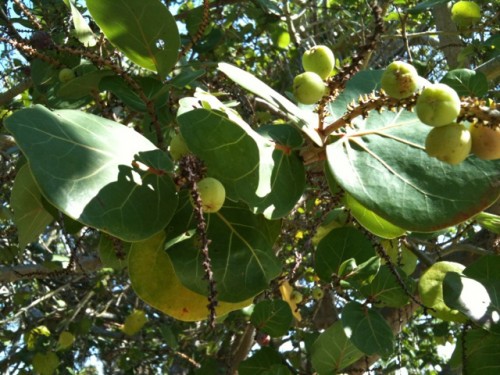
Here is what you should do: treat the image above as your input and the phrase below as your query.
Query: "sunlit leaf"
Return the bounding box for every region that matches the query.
[178,101,305,219]
[63,0,97,47]
[218,62,323,146]
[86,0,179,78]
[327,109,499,232]
[443,272,499,333]
[6,105,178,241]
[441,69,488,97]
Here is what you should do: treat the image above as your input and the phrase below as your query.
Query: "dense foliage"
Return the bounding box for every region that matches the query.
[0,0,499,374]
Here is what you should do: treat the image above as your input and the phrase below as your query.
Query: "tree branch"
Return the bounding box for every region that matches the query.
[0,79,32,107]
[431,4,466,69]
[0,256,102,283]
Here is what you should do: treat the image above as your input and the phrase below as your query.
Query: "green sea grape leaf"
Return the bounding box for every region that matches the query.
[57,70,113,100]
[443,272,500,333]
[341,301,394,357]
[5,105,178,241]
[251,300,294,337]
[86,0,179,79]
[218,62,323,146]
[315,227,375,281]
[178,99,305,219]
[167,199,282,302]
[100,76,169,112]
[239,347,286,375]
[326,109,499,232]
[63,0,97,47]
[441,69,488,98]
[360,265,414,307]
[345,193,406,239]
[11,164,54,249]
[463,328,500,375]
[311,321,364,374]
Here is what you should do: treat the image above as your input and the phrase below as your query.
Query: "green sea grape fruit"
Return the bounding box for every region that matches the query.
[58,68,75,83]
[196,177,226,213]
[302,45,335,80]
[451,1,481,28]
[425,123,471,165]
[416,83,461,127]
[469,124,500,160]
[292,72,327,105]
[381,61,420,99]
[169,133,190,161]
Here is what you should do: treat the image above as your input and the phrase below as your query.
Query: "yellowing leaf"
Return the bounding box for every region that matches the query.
[279,281,302,322]
[128,232,252,322]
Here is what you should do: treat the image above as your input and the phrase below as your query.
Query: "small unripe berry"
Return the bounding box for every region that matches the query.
[290,290,303,304]
[381,61,420,99]
[302,45,335,80]
[416,83,461,127]
[311,287,324,300]
[293,72,327,105]
[196,177,226,213]
[169,133,190,161]
[58,68,75,83]
[425,123,471,165]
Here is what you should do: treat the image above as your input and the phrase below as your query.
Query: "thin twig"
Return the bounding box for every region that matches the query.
[0,276,84,324]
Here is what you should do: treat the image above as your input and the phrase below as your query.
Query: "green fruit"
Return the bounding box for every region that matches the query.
[469,124,500,160]
[121,309,148,336]
[290,290,303,304]
[418,261,467,322]
[58,68,75,83]
[451,1,481,28]
[293,72,327,105]
[302,45,335,80]
[416,83,461,127]
[311,287,324,300]
[197,177,226,213]
[425,123,471,165]
[169,133,190,161]
[381,61,420,99]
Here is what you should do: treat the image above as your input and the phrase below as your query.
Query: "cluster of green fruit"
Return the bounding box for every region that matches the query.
[292,45,335,105]
[381,61,499,164]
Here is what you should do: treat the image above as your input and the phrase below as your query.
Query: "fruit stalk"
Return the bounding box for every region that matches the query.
[322,92,418,137]
[178,155,218,327]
